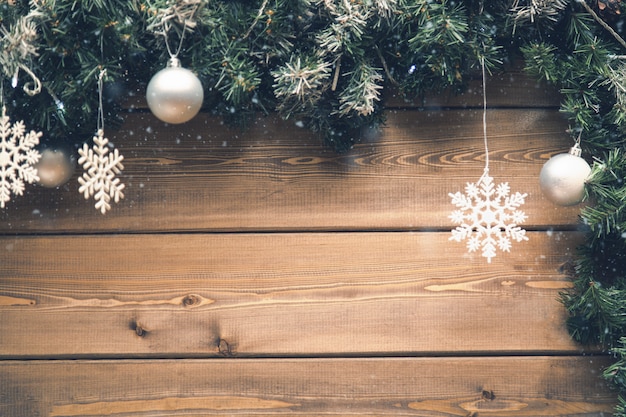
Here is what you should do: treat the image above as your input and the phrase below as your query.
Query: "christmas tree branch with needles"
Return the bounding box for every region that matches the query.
[1,0,509,150]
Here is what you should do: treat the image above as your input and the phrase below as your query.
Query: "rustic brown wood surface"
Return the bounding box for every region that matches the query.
[0,109,579,233]
[0,357,615,417]
[1,232,582,358]
[386,67,561,108]
[0,68,615,416]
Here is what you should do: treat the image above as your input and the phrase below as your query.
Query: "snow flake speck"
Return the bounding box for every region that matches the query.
[449,170,528,263]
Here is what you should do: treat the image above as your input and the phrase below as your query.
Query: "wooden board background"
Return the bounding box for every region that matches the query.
[0,69,616,416]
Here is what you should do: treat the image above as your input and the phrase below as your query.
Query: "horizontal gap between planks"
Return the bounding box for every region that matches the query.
[0,224,583,238]
[0,350,607,362]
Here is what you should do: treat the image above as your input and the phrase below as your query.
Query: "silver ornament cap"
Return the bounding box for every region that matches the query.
[146,57,204,124]
[539,144,591,206]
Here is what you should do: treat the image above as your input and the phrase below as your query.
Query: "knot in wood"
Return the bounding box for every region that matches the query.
[182,294,200,307]
[218,338,235,356]
[130,321,148,337]
[481,390,495,400]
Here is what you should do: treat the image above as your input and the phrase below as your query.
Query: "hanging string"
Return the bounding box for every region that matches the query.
[574,130,583,146]
[478,0,489,180]
[479,54,490,182]
[169,3,200,61]
[1,78,5,116]
[243,0,269,39]
[97,68,106,132]
[164,21,188,59]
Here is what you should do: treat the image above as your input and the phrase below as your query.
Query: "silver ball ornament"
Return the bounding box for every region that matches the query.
[34,147,75,188]
[146,57,203,124]
[539,144,591,206]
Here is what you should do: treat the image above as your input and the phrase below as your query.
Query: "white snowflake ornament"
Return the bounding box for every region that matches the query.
[0,106,41,208]
[449,169,528,263]
[78,129,125,214]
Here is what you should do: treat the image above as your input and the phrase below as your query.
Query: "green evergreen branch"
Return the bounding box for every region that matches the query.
[336,61,383,117]
[582,149,626,237]
[0,1,43,94]
[509,0,568,28]
[272,54,331,117]
[521,42,560,82]
[144,0,203,36]
[567,12,597,47]
[576,0,626,51]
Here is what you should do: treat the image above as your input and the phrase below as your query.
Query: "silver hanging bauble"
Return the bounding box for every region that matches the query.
[539,144,591,206]
[146,57,203,124]
[34,147,75,188]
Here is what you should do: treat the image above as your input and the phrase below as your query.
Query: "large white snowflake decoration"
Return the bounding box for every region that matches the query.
[449,169,528,263]
[0,107,41,208]
[78,129,125,214]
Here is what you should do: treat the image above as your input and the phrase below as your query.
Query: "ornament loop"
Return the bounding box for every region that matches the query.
[19,64,42,96]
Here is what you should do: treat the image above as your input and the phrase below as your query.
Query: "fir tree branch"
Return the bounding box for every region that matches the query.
[375,45,398,87]
[0,3,42,93]
[373,0,398,19]
[272,54,332,117]
[331,55,341,92]
[576,0,626,51]
[146,0,203,34]
[336,60,383,117]
[510,0,568,25]
[242,0,269,39]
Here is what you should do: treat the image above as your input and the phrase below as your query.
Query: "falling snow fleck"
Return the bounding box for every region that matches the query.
[78,129,125,214]
[449,169,528,262]
[0,106,41,208]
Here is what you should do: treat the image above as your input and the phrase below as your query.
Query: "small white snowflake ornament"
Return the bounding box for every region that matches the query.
[78,129,125,214]
[0,106,41,208]
[449,169,528,263]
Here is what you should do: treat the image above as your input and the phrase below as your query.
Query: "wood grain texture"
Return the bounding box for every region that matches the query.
[0,109,581,233]
[0,231,584,358]
[386,68,562,108]
[0,71,607,417]
[0,357,614,417]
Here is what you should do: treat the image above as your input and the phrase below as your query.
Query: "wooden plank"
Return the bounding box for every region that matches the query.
[387,68,562,108]
[0,357,615,416]
[0,231,584,358]
[0,109,581,233]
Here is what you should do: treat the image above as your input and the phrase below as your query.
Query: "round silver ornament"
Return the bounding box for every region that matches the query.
[34,147,75,188]
[146,57,203,124]
[539,144,591,206]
